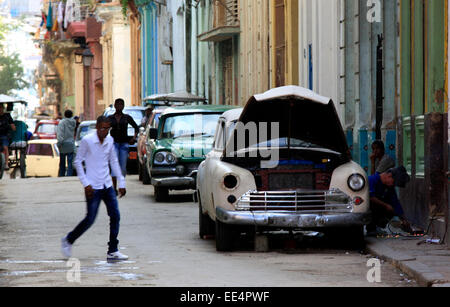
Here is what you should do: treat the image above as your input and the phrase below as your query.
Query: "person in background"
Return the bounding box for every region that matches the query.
[73,116,80,138]
[56,110,76,177]
[370,140,395,175]
[0,104,16,170]
[367,166,412,235]
[141,106,154,127]
[108,98,139,193]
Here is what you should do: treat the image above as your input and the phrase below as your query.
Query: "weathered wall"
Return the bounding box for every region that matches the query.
[239,0,271,104]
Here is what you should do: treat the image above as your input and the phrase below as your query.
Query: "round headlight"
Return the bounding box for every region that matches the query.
[155,152,165,163]
[166,153,176,164]
[348,174,366,192]
[223,174,239,190]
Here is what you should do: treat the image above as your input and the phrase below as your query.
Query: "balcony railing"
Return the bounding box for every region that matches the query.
[198,0,240,42]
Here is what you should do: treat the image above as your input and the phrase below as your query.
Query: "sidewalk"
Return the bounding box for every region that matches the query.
[365,235,450,287]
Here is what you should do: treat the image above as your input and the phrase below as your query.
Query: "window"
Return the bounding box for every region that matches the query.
[37,124,57,134]
[27,143,54,157]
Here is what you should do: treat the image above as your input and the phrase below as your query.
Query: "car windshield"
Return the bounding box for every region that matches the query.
[124,109,144,124]
[161,113,221,139]
[37,123,57,134]
[105,108,144,124]
[79,125,96,140]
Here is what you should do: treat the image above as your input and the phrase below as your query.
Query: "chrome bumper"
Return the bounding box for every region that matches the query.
[151,176,195,188]
[216,207,371,228]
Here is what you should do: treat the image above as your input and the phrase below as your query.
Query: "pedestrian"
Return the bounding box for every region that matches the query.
[61,116,128,261]
[107,98,139,193]
[141,105,154,127]
[56,110,76,177]
[0,103,16,170]
[367,166,412,235]
[370,140,395,175]
[73,116,80,139]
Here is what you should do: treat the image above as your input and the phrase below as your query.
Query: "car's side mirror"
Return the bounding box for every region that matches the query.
[149,128,158,140]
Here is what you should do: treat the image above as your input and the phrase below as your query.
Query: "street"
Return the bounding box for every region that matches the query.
[0,175,417,287]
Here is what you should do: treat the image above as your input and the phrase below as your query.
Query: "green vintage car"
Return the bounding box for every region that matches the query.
[145,105,238,201]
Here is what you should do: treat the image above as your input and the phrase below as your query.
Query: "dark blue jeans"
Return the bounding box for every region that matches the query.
[67,186,120,254]
[59,152,74,177]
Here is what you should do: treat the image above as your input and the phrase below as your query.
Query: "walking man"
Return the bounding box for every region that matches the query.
[107,98,139,192]
[56,110,76,176]
[61,116,128,261]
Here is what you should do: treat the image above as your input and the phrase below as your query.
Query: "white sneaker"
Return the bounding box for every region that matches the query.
[107,251,129,261]
[61,237,72,258]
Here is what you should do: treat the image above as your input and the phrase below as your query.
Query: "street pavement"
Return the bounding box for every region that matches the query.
[0,175,419,287]
[366,236,450,287]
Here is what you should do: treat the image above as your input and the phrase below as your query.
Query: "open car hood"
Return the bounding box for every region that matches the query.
[225,86,349,156]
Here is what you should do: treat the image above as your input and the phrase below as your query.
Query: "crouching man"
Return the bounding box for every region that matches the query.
[367,166,412,235]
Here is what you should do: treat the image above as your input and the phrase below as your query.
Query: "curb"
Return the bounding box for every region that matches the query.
[365,237,448,287]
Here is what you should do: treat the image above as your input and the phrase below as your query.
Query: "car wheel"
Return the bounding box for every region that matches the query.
[19,149,26,178]
[199,191,215,239]
[215,219,237,252]
[154,187,169,202]
[138,162,143,181]
[142,165,151,185]
[0,152,5,180]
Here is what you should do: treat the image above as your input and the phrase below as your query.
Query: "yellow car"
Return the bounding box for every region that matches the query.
[26,139,60,177]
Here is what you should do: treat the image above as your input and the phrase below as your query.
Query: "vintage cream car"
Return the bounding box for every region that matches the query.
[26,139,60,177]
[196,86,371,251]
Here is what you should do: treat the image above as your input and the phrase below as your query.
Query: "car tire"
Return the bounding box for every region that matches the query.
[199,192,215,239]
[142,165,151,185]
[19,149,26,178]
[215,220,237,252]
[138,162,143,181]
[0,152,5,179]
[154,186,169,202]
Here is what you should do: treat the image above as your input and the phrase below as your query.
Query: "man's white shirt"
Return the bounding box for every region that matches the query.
[74,132,126,190]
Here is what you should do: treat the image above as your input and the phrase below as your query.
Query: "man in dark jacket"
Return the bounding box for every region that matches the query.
[107,98,139,192]
[0,104,16,170]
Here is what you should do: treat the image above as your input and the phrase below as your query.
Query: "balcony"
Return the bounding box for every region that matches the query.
[198,0,240,42]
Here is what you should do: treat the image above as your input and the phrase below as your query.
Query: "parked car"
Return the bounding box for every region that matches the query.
[32,120,59,140]
[146,105,238,201]
[137,108,165,184]
[74,120,97,155]
[103,106,146,173]
[196,86,371,251]
[26,139,60,177]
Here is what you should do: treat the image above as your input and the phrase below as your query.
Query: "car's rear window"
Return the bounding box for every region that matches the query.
[27,144,54,156]
[37,124,57,134]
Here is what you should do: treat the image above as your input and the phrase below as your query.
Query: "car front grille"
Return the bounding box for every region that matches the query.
[235,190,353,214]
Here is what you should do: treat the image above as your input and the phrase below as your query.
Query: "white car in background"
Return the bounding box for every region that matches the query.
[196,86,370,251]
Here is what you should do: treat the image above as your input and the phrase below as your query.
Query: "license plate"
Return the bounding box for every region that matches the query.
[129,152,137,160]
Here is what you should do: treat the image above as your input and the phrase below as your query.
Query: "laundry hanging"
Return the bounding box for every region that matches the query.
[46,1,53,31]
